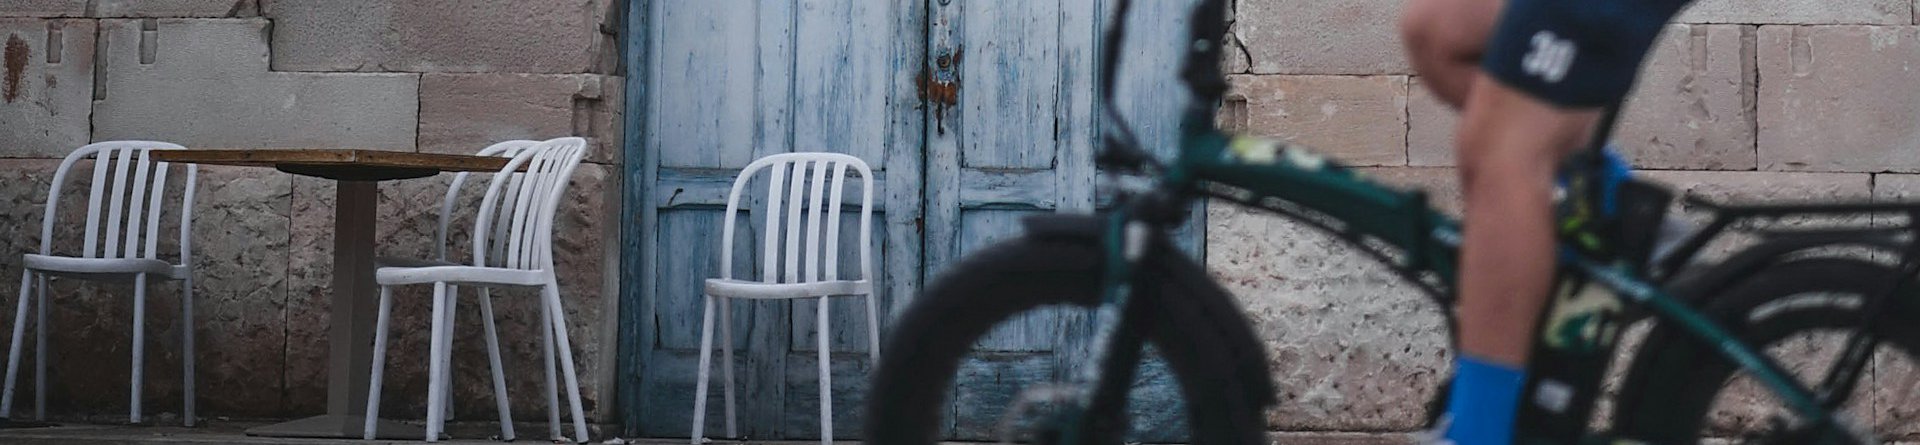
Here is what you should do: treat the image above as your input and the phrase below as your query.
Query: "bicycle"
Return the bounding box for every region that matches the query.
[864,0,1920,444]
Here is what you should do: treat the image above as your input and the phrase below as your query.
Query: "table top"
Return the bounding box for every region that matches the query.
[151,149,515,182]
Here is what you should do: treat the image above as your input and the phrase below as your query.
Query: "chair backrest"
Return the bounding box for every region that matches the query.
[40,141,196,264]
[470,137,588,272]
[719,152,875,284]
[435,140,541,261]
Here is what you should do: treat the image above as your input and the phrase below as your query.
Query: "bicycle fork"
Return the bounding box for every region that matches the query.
[1027,213,1157,445]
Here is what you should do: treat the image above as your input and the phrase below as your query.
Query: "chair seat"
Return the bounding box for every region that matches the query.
[375,264,547,287]
[704,278,872,300]
[22,254,183,279]
[376,256,459,268]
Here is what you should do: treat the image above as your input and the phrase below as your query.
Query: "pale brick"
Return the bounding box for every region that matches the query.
[1235,0,1407,75]
[0,1,85,17]
[262,0,617,73]
[1872,340,1920,437]
[0,19,95,158]
[1405,78,1455,167]
[1207,201,1450,430]
[1678,0,1908,25]
[1873,173,1920,437]
[91,19,418,151]
[1758,26,1920,173]
[92,0,256,17]
[1643,170,1871,203]
[1223,21,1251,74]
[288,164,615,419]
[419,74,624,164]
[1407,25,1758,170]
[1617,25,1757,170]
[1643,170,1871,262]
[1227,75,1408,166]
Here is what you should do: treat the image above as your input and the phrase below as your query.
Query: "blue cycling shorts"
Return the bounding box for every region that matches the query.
[1481,0,1695,108]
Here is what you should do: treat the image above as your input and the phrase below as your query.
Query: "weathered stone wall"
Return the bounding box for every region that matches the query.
[1221,0,1919,439]
[0,0,624,425]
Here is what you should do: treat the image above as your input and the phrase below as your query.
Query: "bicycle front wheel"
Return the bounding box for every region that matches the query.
[864,234,1272,445]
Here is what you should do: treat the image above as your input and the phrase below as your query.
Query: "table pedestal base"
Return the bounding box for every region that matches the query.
[244,414,426,439]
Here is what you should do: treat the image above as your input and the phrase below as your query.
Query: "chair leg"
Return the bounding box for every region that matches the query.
[817,298,832,445]
[865,294,880,361]
[130,273,147,424]
[425,282,450,442]
[32,273,46,421]
[180,276,195,427]
[476,288,515,441]
[2,271,34,418]
[363,286,395,440]
[542,284,588,443]
[692,295,716,444]
[541,292,562,441]
[720,297,736,438]
[441,285,458,424]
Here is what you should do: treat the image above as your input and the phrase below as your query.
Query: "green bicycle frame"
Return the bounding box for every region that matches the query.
[1077,112,1855,443]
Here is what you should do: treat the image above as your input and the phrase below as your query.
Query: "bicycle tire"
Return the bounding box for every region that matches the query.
[1612,258,1920,443]
[864,234,1272,445]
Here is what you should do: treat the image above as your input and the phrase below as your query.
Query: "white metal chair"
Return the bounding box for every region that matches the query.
[692,152,879,445]
[363,137,590,443]
[368,139,536,440]
[2,141,199,426]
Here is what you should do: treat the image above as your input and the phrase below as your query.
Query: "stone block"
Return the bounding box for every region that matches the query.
[1223,21,1251,74]
[287,164,615,420]
[1678,0,1907,25]
[1206,201,1450,430]
[1235,0,1407,75]
[1876,173,1920,437]
[419,74,624,164]
[0,1,85,17]
[178,166,292,415]
[92,0,257,17]
[1643,170,1871,261]
[1876,341,1920,437]
[1617,25,1757,170]
[0,160,290,418]
[1405,78,1455,167]
[1226,75,1408,167]
[1642,170,1871,203]
[262,0,616,73]
[1407,25,1757,170]
[1758,26,1920,173]
[0,19,95,158]
[91,19,418,151]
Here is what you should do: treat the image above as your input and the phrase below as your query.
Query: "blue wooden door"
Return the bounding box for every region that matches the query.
[621,0,926,439]
[620,0,1202,440]
[923,0,1200,441]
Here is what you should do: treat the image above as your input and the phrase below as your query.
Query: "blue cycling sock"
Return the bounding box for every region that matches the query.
[1441,355,1526,445]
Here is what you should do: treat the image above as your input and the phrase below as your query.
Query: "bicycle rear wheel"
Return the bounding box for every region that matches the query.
[864,235,1272,445]
[1613,258,1920,443]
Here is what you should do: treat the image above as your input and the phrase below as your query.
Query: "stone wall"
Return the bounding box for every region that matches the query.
[1218,0,1919,440]
[0,0,624,425]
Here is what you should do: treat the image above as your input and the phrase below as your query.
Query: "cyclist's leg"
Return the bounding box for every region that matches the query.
[1398,0,1504,108]
[1434,0,1692,442]
[1445,80,1597,445]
